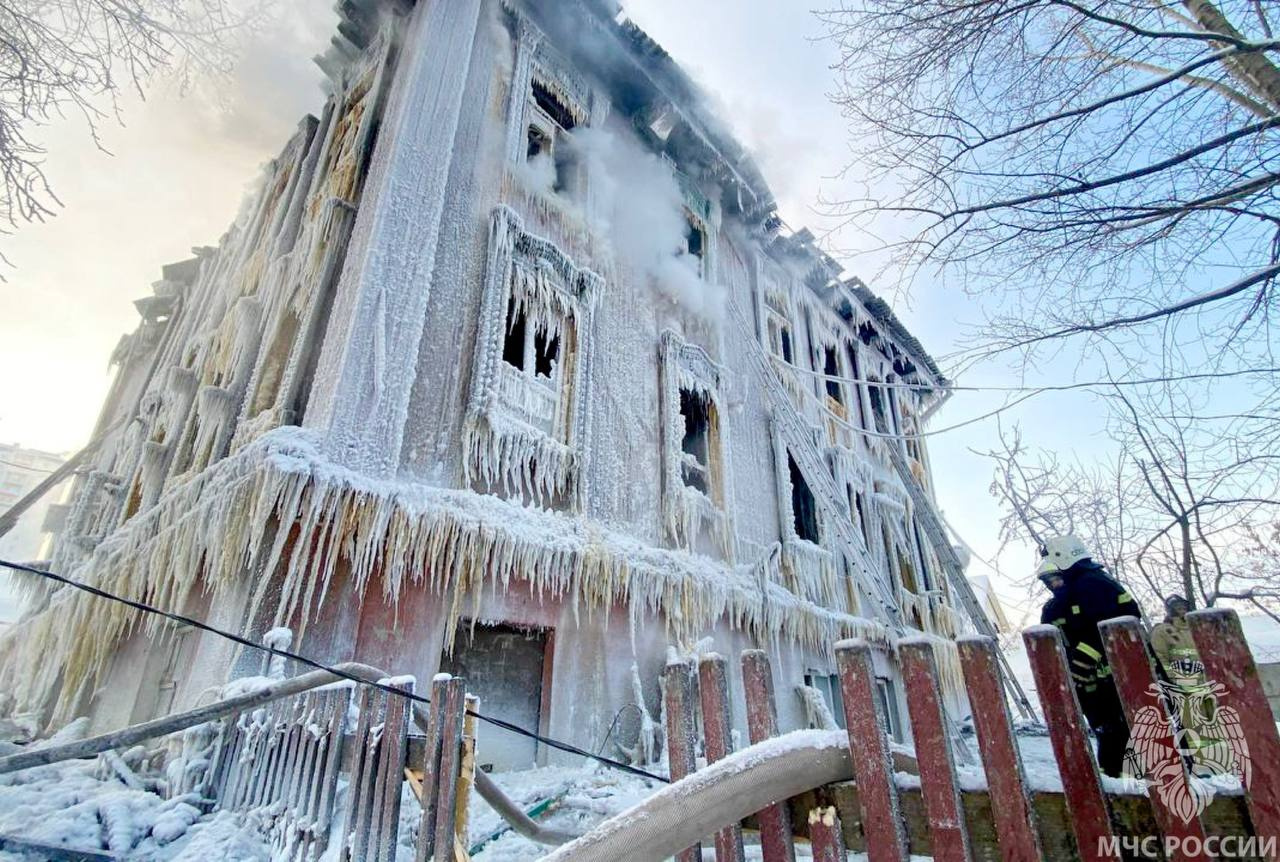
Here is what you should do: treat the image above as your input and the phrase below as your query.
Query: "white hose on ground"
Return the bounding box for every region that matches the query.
[473,769,580,846]
[541,729,853,862]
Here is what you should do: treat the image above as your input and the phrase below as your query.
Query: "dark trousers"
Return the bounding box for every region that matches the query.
[1078,679,1129,778]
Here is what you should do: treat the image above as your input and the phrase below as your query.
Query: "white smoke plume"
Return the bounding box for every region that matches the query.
[571,125,724,321]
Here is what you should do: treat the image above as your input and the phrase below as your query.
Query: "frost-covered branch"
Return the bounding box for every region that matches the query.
[0,0,252,231]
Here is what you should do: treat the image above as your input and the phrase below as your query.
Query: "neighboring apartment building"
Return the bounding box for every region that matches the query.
[0,443,67,563]
[0,0,1002,765]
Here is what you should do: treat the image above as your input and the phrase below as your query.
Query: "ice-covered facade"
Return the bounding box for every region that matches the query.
[0,0,984,769]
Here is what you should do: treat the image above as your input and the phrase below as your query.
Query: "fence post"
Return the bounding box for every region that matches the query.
[835,639,908,862]
[414,676,448,862]
[741,649,796,862]
[1023,626,1117,862]
[1100,617,1208,862]
[957,637,1042,862]
[313,687,352,858]
[808,805,845,862]
[372,678,414,862]
[700,653,746,862]
[347,686,389,862]
[431,677,466,862]
[663,659,701,862]
[1189,607,1280,855]
[900,639,972,862]
[455,694,480,849]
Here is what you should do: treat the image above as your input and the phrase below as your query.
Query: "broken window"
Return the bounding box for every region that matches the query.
[876,678,903,742]
[823,346,842,404]
[788,454,820,544]
[853,490,869,545]
[502,300,560,382]
[679,388,714,496]
[779,326,793,363]
[464,207,599,508]
[659,331,730,555]
[868,380,890,434]
[527,125,551,161]
[533,329,558,378]
[502,299,528,369]
[552,142,577,195]
[804,671,846,730]
[531,79,577,131]
[685,214,705,260]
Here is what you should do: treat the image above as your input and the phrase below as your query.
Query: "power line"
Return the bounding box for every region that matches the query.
[0,459,57,475]
[0,558,668,784]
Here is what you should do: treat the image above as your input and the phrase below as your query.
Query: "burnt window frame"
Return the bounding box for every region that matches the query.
[788,453,821,545]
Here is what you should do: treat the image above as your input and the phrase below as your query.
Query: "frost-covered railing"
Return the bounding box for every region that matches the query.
[200,674,477,862]
[0,665,482,862]
[550,609,1280,862]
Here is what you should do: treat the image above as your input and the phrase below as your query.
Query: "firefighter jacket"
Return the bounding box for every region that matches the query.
[1040,560,1142,689]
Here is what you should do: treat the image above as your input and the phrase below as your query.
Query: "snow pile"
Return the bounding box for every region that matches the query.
[0,759,271,860]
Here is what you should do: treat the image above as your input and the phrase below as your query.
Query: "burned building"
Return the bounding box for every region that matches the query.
[0,0,996,769]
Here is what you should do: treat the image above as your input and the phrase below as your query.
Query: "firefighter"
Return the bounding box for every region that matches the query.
[1037,535,1142,777]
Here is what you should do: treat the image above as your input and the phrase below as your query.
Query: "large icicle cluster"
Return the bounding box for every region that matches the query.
[0,428,891,716]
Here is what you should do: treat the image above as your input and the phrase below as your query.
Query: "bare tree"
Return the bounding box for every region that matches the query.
[0,0,246,232]
[820,1,1280,372]
[983,377,1280,615]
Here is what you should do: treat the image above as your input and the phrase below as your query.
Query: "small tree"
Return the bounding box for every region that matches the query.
[0,0,246,231]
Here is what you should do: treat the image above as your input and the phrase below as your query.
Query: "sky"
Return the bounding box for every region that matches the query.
[0,0,1112,625]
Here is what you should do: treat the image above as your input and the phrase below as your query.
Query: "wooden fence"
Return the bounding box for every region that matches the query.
[655,607,1278,862]
[198,675,472,862]
[81,606,1280,861]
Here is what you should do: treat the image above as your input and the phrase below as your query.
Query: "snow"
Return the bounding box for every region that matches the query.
[0,759,271,860]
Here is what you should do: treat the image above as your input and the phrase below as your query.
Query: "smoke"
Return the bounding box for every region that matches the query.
[571,126,723,321]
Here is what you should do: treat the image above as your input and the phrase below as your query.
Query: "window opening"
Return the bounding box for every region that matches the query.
[531,80,577,131]
[553,142,576,195]
[823,347,842,404]
[502,299,528,370]
[685,215,705,259]
[868,381,889,434]
[804,671,846,730]
[853,490,869,544]
[788,454,820,543]
[780,327,793,364]
[527,125,551,161]
[534,329,558,378]
[876,678,903,742]
[679,388,713,496]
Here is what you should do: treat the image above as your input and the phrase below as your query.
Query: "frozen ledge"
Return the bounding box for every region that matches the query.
[1,428,893,709]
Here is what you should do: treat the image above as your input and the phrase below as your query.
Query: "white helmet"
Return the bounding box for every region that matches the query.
[1036,535,1090,577]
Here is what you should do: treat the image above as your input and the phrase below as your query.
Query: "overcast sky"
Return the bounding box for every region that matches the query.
[0,0,1106,624]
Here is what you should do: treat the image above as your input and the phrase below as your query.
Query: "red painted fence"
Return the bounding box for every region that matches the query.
[653,608,1277,861]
